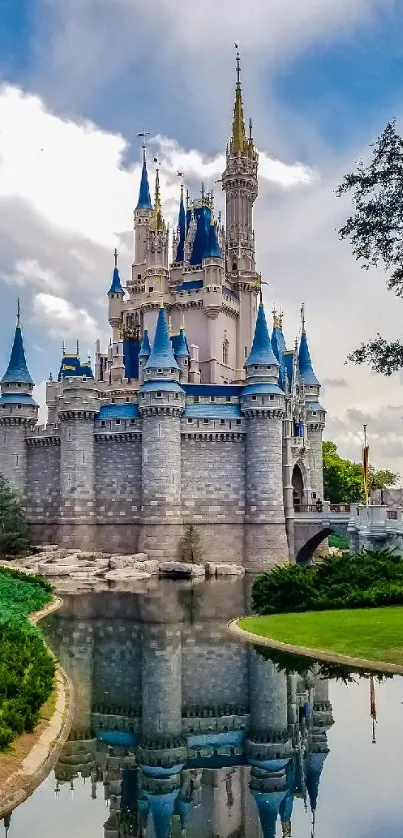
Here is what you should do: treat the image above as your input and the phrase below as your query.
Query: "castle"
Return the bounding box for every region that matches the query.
[0,55,325,571]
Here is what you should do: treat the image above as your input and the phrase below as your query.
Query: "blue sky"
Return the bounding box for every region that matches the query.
[0,0,403,468]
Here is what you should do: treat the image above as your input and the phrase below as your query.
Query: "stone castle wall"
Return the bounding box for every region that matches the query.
[19,410,322,565]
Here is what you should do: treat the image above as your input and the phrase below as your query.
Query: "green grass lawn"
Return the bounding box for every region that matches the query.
[239,607,403,665]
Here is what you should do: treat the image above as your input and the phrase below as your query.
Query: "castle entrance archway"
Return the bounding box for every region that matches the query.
[292,464,304,511]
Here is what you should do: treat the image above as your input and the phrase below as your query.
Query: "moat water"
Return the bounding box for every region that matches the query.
[2,577,403,837]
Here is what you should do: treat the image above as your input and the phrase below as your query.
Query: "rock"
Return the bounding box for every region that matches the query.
[134,560,159,575]
[104,568,151,581]
[132,552,148,562]
[158,562,205,579]
[206,563,245,577]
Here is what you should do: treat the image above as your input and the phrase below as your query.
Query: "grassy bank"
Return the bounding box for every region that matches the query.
[0,568,55,751]
[239,608,403,666]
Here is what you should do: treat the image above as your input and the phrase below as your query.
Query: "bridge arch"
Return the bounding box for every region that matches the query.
[295,527,334,566]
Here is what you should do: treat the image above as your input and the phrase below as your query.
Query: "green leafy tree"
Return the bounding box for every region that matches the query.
[337,121,403,374]
[323,441,398,504]
[0,474,30,556]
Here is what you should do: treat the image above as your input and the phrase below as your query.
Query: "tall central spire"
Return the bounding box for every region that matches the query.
[231,47,246,154]
[150,167,164,231]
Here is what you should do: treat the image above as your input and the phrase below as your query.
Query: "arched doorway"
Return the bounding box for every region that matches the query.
[292,464,304,511]
[295,527,334,566]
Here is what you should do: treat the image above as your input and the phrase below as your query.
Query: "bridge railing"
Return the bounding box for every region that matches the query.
[295,503,350,514]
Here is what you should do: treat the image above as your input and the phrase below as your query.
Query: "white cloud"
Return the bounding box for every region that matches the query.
[2,258,65,295]
[33,381,48,426]
[32,292,98,343]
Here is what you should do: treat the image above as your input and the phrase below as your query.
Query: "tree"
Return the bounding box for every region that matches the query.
[337,121,403,374]
[323,441,398,504]
[179,524,203,564]
[0,475,30,556]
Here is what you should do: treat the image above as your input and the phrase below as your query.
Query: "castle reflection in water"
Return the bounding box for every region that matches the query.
[46,579,333,838]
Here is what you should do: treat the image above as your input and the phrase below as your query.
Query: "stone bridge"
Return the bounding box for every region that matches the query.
[293,502,350,564]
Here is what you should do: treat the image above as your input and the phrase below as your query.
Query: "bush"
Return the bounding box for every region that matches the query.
[252,549,403,615]
[328,533,349,550]
[0,568,54,751]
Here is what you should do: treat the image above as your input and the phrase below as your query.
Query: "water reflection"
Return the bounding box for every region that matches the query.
[1,578,402,837]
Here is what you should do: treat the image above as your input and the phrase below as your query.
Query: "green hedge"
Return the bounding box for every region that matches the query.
[0,568,54,750]
[252,549,403,615]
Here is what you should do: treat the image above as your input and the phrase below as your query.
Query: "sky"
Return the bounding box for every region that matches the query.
[0,0,403,472]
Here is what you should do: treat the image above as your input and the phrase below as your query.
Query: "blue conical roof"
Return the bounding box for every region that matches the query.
[245,304,279,367]
[254,792,286,838]
[136,157,152,210]
[175,188,186,262]
[2,325,33,385]
[144,307,180,371]
[306,751,328,813]
[203,222,222,259]
[139,329,151,358]
[175,328,189,358]
[299,330,320,386]
[108,266,124,295]
[147,791,179,838]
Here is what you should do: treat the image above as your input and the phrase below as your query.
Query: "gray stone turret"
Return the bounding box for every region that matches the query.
[58,374,99,548]
[298,307,325,502]
[138,304,185,559]
[241,301,289,570]
[0,302,38,495]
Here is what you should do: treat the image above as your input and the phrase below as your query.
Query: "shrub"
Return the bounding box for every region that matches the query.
[252,549,403,615]
[0,569,54,751]
[328,533,349,550]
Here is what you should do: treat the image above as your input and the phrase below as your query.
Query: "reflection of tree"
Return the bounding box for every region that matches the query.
[254,645,393,684]
[178,583,203,624]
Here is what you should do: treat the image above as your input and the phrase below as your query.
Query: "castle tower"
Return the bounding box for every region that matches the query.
[146,168,169,298]
[138,305,185,559]
[221,49,259,378]
[175,327,190,383]
[132,147,153,286]
[107,250,126,383]
[241,301,289,570]
[0,301,38,495]
[58,369,99,549]
[298,306,326,501]
[138,329,151,384]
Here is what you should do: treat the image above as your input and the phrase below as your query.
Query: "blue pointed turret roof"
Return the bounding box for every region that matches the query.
[245,304,279,368]
[2,307,33,386]
[175,185,186,262]
[139,329,151,359]
[146,790,179,838]
[108,248,124,295]
[298,329,320,386]
[203,221,222,259]
[174,328,189,358]
[306,751,328,813]
[136,151,152,211]
[144,307,180,371]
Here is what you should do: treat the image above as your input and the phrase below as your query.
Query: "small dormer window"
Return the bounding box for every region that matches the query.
[115,419,121,425]
[101,421,106,427]
[149,286,154,293]
[312,411,317,415]
[184,359,188,366]
[156,391,162,398]
[111,398,115,404]
[194,396,200,403]
[254,365,258,370]
[210,396,215,403]
[270,395,274,400]
[170,368,175,374]
[174,393,179,399]
[187,418,192,423]
[158,369,163,374]
[236,419,241,425]
[226,396,231,403]
[17,404,21,409]
[203,419,209,424]
[141,393,145,398]
[252,395,257,401]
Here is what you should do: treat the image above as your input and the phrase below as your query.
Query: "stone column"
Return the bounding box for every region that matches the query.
[141,625,182,738]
